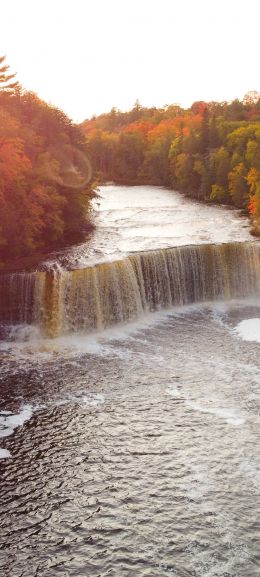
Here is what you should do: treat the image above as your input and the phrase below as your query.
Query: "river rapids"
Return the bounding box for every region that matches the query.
[0,186,260,577]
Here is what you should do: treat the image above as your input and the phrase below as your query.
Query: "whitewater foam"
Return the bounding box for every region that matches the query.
[0,448,11,459]
[166,385,245,426]
[0,404,33,438]
[186,401,246,426]
[0,404,35,460]
[81,393,105,406]
[234,318,260,343]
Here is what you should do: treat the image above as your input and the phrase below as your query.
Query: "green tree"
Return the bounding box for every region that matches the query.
[142,138,171,186]
[210,147,230,201]
[228,163,248,207]
[199,107,210,152]
[113,132,145,183]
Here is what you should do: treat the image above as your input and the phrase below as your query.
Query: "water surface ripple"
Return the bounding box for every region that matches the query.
[1,303,260,576]
[48,185,252,269]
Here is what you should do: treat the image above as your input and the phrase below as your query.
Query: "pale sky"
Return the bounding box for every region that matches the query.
[1,0,259,122]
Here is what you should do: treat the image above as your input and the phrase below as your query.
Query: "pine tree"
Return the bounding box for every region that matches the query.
[0,56,19,92]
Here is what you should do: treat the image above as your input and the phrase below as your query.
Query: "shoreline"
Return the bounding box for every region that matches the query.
[0,184,253,275]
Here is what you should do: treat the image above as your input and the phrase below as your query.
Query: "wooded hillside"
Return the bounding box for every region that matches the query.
[0,56,95,266]
[82,94,260,232]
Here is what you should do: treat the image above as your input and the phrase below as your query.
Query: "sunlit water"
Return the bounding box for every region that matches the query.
[46,185,252,269]
[1,186,260,577]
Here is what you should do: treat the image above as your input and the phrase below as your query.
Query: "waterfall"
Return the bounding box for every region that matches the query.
[0,272,36,325]
[1,242,260,337]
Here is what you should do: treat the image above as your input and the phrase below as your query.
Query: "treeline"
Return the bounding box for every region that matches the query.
[0,56,95,266]
[82,93,260,233]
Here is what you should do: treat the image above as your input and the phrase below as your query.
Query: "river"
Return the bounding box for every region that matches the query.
[1,186,260,577]
[45,184,252,268]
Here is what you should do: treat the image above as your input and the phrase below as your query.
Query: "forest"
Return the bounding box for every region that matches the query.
[1,52,260,270]
[0,56,95,267]
[82,93,260,233]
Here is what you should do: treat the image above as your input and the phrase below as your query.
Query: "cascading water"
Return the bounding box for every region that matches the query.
[0,272,36,325]
[2,187,260,577]
[1,241,260,337]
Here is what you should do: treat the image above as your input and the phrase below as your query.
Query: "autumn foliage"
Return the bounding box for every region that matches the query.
[0,57,95,265]
[82,94,260,231]
[1,53,260,266]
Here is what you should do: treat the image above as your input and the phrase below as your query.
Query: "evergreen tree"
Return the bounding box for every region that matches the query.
[0,56,19,92]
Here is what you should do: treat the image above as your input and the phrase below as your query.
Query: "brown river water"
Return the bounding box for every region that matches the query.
[0,186,260,577]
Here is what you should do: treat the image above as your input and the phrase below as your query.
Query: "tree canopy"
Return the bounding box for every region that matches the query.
[82,93,260,233]
[0,57,95,266]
